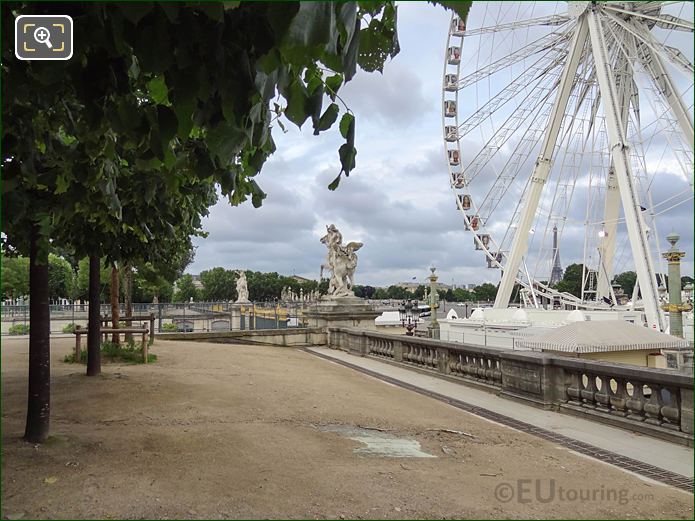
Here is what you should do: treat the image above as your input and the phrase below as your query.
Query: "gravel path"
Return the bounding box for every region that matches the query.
[2,337,692,519]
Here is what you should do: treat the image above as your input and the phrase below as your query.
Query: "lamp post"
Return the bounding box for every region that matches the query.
[428,266,440,339]
[661,232,692,338]
[398,299,419,336]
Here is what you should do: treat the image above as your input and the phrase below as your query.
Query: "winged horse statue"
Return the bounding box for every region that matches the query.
[319,224,363,297]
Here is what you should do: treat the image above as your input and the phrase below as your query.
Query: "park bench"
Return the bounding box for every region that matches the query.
[73,325,149,363]
[100,313,156,343]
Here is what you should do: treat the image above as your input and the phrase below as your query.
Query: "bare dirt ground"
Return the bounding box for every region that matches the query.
[2,337,692,520]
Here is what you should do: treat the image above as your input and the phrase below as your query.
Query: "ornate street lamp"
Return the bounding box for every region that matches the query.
[661,232,692,338]
[398,299,419,336]
[427,266,440,339]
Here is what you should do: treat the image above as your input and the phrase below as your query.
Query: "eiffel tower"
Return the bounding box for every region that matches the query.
[549,225,564,285]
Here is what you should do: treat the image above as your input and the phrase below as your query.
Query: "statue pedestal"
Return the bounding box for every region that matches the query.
[304,297,380,349]
[231,302,250,331]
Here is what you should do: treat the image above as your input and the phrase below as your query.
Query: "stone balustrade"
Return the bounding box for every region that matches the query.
[328,327,694,446]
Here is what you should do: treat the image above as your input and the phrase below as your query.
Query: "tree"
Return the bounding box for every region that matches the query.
[384,285,410,300]
[3,0,471,443]
[451,288,474,302]
[555,263,584,298]
[412,285,426,300]
[473,283,498,302]
[75,258,112,301]
[133,270,174,303]
[1,255,30,301]
[173,275,199,303]
[48,254,75,301]
[613,271,637,297]
[373,288,389,300]
[199,268,236,301]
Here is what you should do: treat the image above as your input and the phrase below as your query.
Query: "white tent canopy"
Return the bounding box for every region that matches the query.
[517,321,690,353]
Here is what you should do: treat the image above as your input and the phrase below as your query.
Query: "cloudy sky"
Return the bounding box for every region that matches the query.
[188,1,694,288]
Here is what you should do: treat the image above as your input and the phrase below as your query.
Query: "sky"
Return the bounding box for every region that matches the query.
[187,1,694,289]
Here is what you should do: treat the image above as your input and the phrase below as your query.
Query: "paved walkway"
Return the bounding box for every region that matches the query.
[306,347,694,479]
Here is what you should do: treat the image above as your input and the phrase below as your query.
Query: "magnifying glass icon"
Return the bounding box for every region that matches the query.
[33,26,53,49]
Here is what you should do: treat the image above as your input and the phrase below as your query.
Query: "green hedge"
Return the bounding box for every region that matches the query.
[8,324,30,335]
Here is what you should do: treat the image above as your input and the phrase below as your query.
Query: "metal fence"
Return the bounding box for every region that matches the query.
[1,301,321,336]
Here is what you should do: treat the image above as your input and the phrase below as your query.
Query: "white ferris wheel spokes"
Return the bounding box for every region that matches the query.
[442,1,694,331]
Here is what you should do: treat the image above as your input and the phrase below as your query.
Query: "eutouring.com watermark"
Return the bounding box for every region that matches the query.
[494,480,654,505]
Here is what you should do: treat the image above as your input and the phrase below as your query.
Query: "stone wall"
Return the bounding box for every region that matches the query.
[328,327,694,447]
[159,327,326,347]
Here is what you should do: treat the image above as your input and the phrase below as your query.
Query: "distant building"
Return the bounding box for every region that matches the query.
[549,225,564,286]
[396,281,451,292]
[290,275,313,284]
[190,274,204,290]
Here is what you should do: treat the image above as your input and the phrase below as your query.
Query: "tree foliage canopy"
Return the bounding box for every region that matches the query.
[3,1,471,267]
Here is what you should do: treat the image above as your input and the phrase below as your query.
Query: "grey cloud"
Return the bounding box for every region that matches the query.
[341,62,432,127]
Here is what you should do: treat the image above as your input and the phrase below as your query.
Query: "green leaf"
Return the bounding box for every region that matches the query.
[207,122,247,165]
[149,127,164,161]
[283,80,310,128]
[157,106,178,147]
[328,174,341,191]
[339,113,355,142]
[342,19,361,81]
[358,1,385,16]
[313,103,339,135]
[283,3,336,49]
[338,143,357,176]
[337,2,358,44]
[174,100,195,138]
[55,174,70,195]
[428,1,473,21]
[325,74,343,100]
[147,76,170,105]
[249,180,267,208]
[357,3,400,73]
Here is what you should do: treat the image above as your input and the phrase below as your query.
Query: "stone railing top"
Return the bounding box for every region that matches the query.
[329,327,693,388]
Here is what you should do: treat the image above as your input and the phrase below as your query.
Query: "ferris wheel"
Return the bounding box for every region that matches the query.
[442,1,694,331]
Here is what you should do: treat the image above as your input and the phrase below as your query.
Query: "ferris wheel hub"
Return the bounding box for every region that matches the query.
[568,1,590,18]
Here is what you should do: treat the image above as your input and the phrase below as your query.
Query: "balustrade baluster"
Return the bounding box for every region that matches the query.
[594,375,611,412]
[484,358,494,380]
[660,387,681,431]
[464,355,476,377]
[476,357,486,379]
[492,360,502,382]
[626,383,646,422]
[643,385,664,426]
[609,378,628,417]
[580,374,597,409]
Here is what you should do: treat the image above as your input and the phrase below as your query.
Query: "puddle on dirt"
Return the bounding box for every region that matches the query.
[315,424,436,458]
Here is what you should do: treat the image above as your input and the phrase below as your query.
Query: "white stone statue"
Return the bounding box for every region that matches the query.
[319,224,363,298]
[235,270,250,303]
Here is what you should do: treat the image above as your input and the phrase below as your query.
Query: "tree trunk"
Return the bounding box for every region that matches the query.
[24,225,51,443]
[124,263,133,343]
[87,255,101,376]
[110,264,120,345]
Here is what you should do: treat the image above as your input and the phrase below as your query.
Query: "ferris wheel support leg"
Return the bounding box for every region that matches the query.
[494,16,589,309]
[596,170,621,301]
[587,8,665,331]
